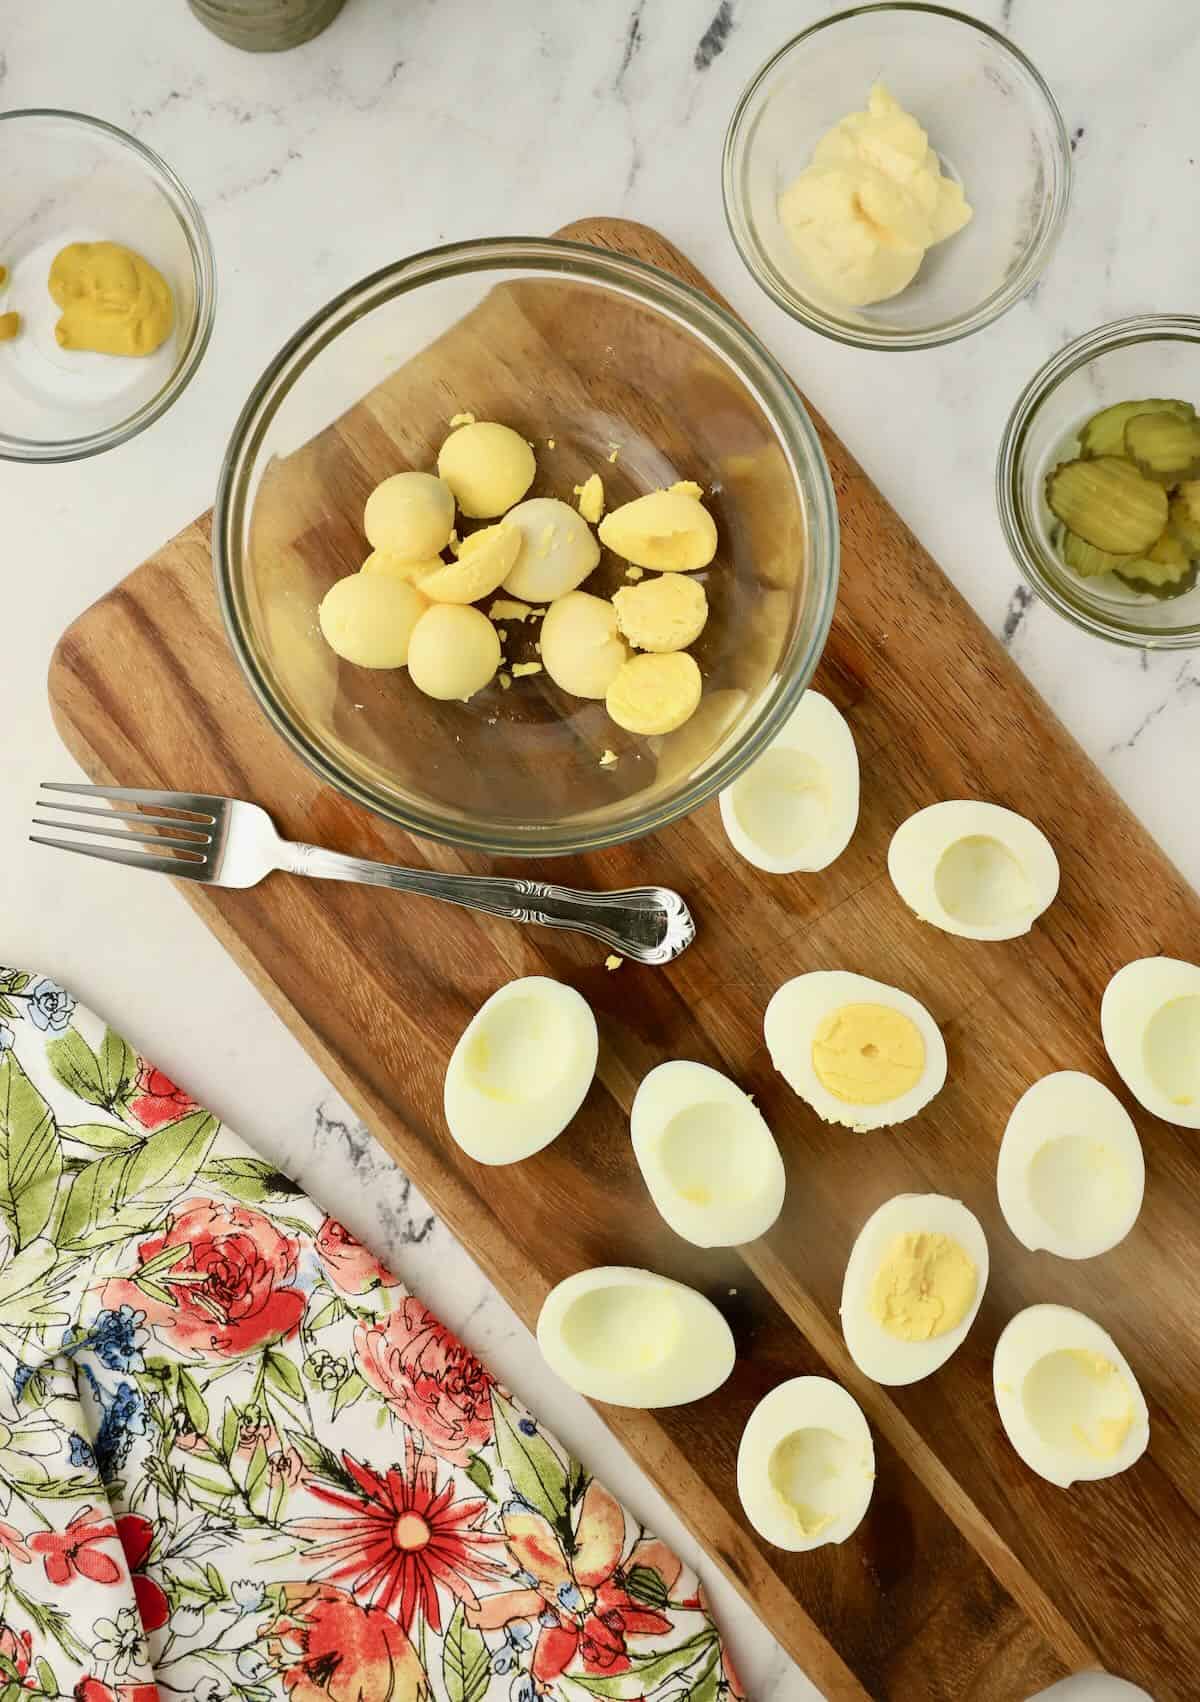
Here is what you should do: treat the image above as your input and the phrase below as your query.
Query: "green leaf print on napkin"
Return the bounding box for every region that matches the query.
[0,1051,63,1246]
[45,1024,140,1113]
[52,1108,219,1250]
[491,1388,569,1529]
[442,1601,491,1702]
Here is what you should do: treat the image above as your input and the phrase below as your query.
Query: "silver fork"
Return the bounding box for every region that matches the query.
[31,784,695,965]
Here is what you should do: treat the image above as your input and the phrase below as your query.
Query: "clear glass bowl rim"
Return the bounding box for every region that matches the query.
[721,1,1072,352]
[0,107,217,464]
[996,313,1200,651]
[213,234,840,857]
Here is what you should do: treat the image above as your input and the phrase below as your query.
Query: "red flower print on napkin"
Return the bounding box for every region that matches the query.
[354,1297,494,1467]
[315,1217,395,1296]
[129,1064,197,1131]
[468,1482,678,1681]
[115,1515,169,1634]
[29,1506,121,1587]
[294,1435,504,1634]
[0,1624,34,1688]
[102,1199,305,1357]
[261,1582,427,1702]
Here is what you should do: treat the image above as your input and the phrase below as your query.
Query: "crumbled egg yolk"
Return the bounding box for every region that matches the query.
[512,661,542,678]
[489,597,536,623]
[449,411,475,428]
[599,749,618,767]
[574,473,605,524]
[869,1231,977,1342]
[1063,1351,1135,1457]
[811,1003,925,1105]
[604,955,622,972]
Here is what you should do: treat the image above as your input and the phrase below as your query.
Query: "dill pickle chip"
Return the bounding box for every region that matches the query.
[1123,411,1200,484]
[1116,529,1192,591]
[1169,482,1200,553]
[1045,456,1167,554]
[1079,398,1195,459]
[1060,529,1135,579]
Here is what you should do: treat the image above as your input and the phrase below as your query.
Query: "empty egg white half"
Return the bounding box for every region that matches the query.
[841,1193,988,1386]
[998,1072,1144,1259]
[1101,956,1200,1129]
[443,976,597,1165]
[719,690,859,874]
[993,1304,1149,1487]
[764,970,947,1132]
[537,1266,735,1407]
[737,1376,874,1551]
[630,1060,786,1247]
[887,800,1059,941]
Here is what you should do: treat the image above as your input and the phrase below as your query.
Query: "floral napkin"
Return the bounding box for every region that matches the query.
[0,970,740,1702]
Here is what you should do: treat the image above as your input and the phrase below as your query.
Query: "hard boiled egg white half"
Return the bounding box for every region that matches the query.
[443,976,597,1165]
[993,1304,1149,1487]
[631,1060,786,1247]
[888,800,1059,941]
[719,689,859,874]
[998,1072,1144,1259]
[764,970,946,1131]
[1101,956,1200,1129]
[537,1266,735,1407]
[841,1193,988,1385]
[737,1376,874,1551]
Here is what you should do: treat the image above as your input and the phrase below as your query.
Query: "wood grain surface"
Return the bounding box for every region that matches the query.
[47,218,1200,1702]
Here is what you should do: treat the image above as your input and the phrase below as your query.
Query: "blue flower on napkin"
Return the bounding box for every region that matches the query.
[87,1305,149,1374]
[0,1022,12,1057]
[26,977,76,1034]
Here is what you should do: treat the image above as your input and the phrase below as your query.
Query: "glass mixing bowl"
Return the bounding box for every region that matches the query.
[998,316,1200,650]
[214,237,838,857]
[0,111,215,462]
[723,4,1070,350]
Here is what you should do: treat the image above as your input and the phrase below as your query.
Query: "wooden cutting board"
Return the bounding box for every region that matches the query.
[48,219,1200,1702]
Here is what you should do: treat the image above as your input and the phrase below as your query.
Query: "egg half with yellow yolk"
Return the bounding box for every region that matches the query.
[443,977,597,1165]
[993,1304,1149,1487]
[1101,956,1200,1129]
[537,1266,735,1407]
[764,970,946,1131]
[737,1377,874,1551]
[841,1193,988,1385]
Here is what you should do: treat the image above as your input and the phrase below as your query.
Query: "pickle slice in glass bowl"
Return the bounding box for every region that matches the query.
[1079,397,1194,458]
[1123,411,1200,484]
[1045,456,1167,554]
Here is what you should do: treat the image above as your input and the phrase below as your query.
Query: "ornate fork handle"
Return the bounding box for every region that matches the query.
[283,844,695,964]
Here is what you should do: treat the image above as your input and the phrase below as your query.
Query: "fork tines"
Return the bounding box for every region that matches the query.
[31,783,222,878]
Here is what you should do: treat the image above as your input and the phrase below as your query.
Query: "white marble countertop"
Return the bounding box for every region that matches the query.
[0,2,1189,1696]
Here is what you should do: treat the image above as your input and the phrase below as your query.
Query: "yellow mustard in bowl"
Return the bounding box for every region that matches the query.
[49,241,174,357]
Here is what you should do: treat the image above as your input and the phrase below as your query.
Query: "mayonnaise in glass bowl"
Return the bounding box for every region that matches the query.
[723,5,1070,351]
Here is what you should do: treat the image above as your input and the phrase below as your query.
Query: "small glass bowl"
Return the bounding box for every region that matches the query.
[997,316,1200,651]
[723,4,1071,350]
[0,110,216,463]
[214,237,839,858]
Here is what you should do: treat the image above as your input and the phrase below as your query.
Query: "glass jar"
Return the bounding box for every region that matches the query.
[188,0,345,52]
